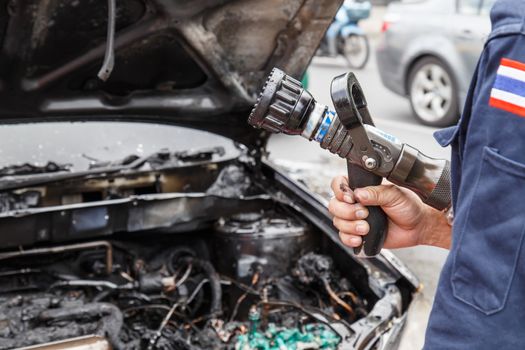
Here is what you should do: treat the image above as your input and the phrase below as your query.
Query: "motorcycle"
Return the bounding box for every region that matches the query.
[317,0,371,69]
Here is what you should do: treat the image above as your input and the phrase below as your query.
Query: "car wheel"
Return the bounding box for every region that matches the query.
[408,57,459,127]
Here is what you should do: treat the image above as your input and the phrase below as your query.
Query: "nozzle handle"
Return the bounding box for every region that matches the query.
[347,162,388,257]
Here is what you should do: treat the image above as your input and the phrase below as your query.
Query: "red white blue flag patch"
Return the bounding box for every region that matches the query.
[489,58,525,117]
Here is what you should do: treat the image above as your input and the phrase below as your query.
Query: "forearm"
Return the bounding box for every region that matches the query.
[420,206,452,250]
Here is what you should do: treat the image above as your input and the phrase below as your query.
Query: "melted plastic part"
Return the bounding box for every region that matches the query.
[235,322,340,350]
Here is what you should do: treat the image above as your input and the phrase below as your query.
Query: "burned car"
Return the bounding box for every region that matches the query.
[0,0,418,349]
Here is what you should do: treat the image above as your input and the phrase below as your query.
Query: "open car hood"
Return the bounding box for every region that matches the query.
[0,0,341,145]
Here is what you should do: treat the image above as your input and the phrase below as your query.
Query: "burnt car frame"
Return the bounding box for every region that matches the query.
[0,0,418,349]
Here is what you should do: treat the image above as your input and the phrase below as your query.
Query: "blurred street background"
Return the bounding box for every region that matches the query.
[268,5,451,349]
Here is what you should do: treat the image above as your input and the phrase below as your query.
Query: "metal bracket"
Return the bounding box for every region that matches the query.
[330,72,379,170]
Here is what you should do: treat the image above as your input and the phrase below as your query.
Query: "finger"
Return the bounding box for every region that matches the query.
[354,184,405,207]
[333,217,370,235]
[339,232,362,248]
[330,176,354,203]
[328,199,369,221]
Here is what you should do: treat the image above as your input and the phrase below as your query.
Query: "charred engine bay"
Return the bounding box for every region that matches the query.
[0,154,410,349]
[1,216,369,350]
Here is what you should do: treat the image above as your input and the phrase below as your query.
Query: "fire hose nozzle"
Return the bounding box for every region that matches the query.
[248,68,451,257]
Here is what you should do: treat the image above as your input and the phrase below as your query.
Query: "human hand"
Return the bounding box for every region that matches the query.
[328,176,451,250]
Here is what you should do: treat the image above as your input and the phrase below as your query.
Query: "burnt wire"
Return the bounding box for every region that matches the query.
[123,304,172,313]
[147,302,180,350]
[220,275,260,296]
[181,257,222,316]
[229,270,260,322]
[322,278,355,317]
[258,300,343,336]
[175,263,193,289]
[186,278,209,305]
[97,0,116,81]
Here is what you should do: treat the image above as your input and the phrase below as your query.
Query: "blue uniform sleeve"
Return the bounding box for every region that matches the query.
[425,29,525,350]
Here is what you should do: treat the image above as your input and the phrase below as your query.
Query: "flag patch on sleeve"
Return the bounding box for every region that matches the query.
[489,58,525,117]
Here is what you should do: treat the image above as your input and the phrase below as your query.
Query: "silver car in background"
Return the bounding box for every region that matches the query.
[376,0,495,126]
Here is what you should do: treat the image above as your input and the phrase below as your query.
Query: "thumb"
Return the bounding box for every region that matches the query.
[354,185,404,207]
